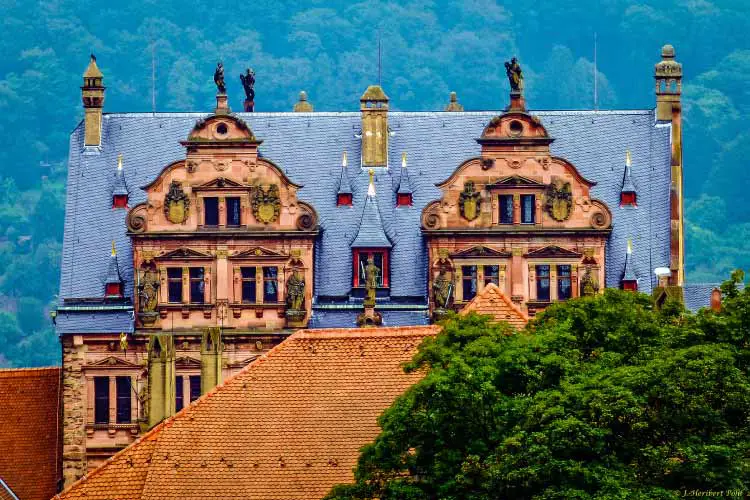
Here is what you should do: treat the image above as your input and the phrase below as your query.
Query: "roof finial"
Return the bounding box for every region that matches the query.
[367,168,376,197]
[117,153,123,171]
[401,152,407,169]
[626,150,632,167]
[111,240,117,257]
[627,238,632,254]
[342,151,348,167]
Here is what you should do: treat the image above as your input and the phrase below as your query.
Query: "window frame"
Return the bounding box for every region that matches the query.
[262,266,279,303]
[536,264,551,302]
[94,376,109,425]
[189,267,205,304]
[461,265,478,301]
[226,197,241,226]
[115,376,132,424]
[499,194,514,224]
[189,375,201,403]
[557,264,572,301]
[175,375,184,412]
[167,267,183,303]
[203,196,219,226]
[352,249,390,288]
[521,194,535,224]
[240,267,257,303]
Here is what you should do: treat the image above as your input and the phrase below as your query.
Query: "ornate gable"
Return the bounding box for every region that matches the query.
[155,248,213,260]
[486,175,546,189]
[84,356,140,369]
[175,356,202,369]
[229,247,288,260]
[451,246,512,258]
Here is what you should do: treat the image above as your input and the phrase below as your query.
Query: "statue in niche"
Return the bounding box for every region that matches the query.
[240,68,255,111]
[432,270,453,309]
[504,57,523,92]
[214,62,226,94]
[286,269,305,311]
[138,269,159,313]
[364,256,379,307]
[580,267,599,296]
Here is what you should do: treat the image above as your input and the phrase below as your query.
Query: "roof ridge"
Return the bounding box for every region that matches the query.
[293,325,439,339]
[0,366,61,377]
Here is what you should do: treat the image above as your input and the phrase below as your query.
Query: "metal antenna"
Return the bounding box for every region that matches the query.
[593,32,598,111]
[151,38,157,114]
[377,28,382,86]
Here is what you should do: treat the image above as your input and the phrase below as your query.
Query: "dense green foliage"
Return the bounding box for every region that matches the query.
[0,1,749,365]
[326,281,750,499]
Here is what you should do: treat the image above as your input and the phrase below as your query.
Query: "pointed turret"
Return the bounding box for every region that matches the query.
[396,152,413,206]
[620,150,637,206]
[105,241,124,297]
[622,239,637,291]
[112,154,129,208]
[336,152,353,206]
[351,170,391,249]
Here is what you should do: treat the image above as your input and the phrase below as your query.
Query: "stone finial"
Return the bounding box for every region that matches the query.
[444,91,464,112]
[293,91,314,112]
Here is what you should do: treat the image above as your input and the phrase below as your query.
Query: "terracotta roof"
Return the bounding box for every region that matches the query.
[0,367,61,500]
[460,283,528,328]
[0,478,21,500]
[55,326,439,500]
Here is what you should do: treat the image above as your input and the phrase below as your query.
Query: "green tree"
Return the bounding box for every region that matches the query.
[326,287,750,499]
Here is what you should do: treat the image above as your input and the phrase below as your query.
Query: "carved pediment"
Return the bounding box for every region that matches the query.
[486,175,546,189]
[175,356,202,369]
[85,356,139,369]
[156,248,213,260]
[193,176,248,190]
[451,246,512,258]
[524,245,582,259]
[229,247,288,260]
[226,355,260,369]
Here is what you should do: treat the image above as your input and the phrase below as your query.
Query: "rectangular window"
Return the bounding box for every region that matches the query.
[226,197,241,226]
[189,375,201,402]
[499,195,513,224]
[116,377,131,424]
[167,268,183,303]
[355,251,387,288]
[263,267,278,303]
[189,267,205,304]
[536,265,550,302]
[94,377,109,425]
[241,267,257,303]
[462,265,477,301]
[484,265,500,287]
[175,375,184,412]
[204,197,219,226]
[557,265,572,301]
[521,194,535,224]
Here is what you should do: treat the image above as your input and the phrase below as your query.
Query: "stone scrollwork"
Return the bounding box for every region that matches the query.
[421,201,441,229]
[127,203,148,233]
[589,199,612,229]
[164,180,190,224]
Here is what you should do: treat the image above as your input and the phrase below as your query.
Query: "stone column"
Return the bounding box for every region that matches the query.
[571,264,579,298]
[62,335,87,487]
[201,327,223,395]
[528,263,537,301]
[511,248,524,297]
[147,334,175,428]
[550,265,558,302]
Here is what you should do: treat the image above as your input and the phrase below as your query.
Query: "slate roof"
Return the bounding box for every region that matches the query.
[336,162,352,195]
[684,283,721,312]
[623,243,637,282]
[53,326,439,500]
[59,109,674,331]
[0,367,61,500]
[351,176,392,249]
[396,164,414,195]
[460,283,528,328]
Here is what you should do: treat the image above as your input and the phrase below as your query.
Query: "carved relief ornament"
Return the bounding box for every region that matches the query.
[252,184,281,224]
[164,180,190,224]
[544,178,573,222]
[459,181,481,221]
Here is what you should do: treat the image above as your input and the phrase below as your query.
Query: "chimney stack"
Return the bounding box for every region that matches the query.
[360,85,389,168]
[81,54,105,147]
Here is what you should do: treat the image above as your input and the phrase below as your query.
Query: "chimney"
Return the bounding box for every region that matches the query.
[293,91,314,112]
[81,54,105,147]
[360,85,389,168]
[445,91,464,111]
[655,44,684,286]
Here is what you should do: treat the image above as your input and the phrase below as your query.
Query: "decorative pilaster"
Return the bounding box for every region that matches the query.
[200,327,223,395]
[147,334,175,428]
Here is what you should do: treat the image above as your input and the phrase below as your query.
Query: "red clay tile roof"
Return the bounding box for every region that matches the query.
[54,325,439,500]
[0,367,61,500]
[0,478,21,500]
[460,283,528,327]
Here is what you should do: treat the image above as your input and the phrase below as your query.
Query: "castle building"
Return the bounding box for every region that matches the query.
[53,47,702,487]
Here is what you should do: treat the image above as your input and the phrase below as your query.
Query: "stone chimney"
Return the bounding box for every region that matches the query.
[655,44,684,285]
[293,91,314,112]
[445,91,464,111]
[81,54,105,147]
[360,85,389,168]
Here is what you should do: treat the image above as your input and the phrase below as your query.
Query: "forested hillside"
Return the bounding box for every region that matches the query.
[0,0,747,366]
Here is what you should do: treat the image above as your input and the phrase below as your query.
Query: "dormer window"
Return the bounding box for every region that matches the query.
[112,194,128,208]
[337,193,353,206]
[204,197,219,226]
[105,282,122,297]
[396,193,412,206]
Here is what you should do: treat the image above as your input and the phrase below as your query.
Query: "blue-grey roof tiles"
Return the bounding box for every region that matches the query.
[350,180,393,249]
[337,163,353,195]
[396,165,414,195]
[621,162,637,195]
[58,108,688,330]
[622,246,637,283]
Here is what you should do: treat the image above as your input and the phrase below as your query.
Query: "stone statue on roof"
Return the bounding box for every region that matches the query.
[286,269,305,311]
[433,270,453,309]
[364,256,379,306]
[214,62,226,94]
[504,57,523,92]
[240,68,255,101]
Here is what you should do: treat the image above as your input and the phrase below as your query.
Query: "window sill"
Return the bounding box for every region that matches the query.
[86,423,139,436]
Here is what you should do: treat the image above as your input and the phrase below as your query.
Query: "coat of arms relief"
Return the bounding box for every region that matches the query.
[252,184,281,224]
[459,181,481,221]
[544,178,573,222]
[164,180,190,224]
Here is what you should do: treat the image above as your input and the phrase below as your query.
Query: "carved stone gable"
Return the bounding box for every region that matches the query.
[84,356,139,369]
[229,247,287,260]
[487,175,545,189]
[156,248,212,260]
[524,245,582,259]
[451,246,512,258]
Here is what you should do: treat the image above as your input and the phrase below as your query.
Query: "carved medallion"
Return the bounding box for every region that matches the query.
[164,180,190,224]
[459,181,481,221]
[544,178,572,222]
[252,184,281,224]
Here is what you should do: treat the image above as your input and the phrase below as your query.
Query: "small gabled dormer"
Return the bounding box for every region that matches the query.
[622,239,637,291]
[112,154,129,208]
[336,152,353,206]
[351,170,392,291]
[396,153,413,207]
[105,241,124,298]
[620,151,637,207]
